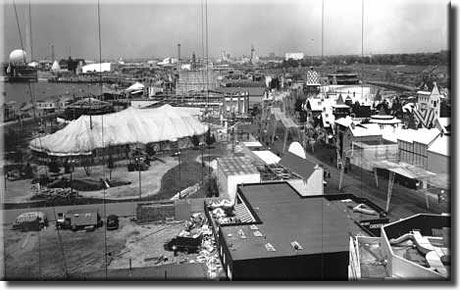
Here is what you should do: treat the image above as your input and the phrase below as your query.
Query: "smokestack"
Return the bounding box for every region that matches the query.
[177,44,181,62]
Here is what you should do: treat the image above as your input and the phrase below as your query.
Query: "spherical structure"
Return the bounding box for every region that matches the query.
[9,49,27,65]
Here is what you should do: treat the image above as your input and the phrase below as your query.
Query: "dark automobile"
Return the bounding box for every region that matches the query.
[164,234,202,254]
[106,214,119,230]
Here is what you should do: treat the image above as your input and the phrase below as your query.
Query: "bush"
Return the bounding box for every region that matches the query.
[191,135,200,147]
[205,129,215,146]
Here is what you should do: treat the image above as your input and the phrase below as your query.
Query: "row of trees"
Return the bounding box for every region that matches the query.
[278,51,449,68]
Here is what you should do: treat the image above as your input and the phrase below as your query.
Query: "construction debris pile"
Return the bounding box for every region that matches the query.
[207,199,240,225]
[164,212,224,279]
[30,183,79,200]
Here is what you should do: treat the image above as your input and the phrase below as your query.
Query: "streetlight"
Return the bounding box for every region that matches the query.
[135,155,142,201]
[68,159,75,196]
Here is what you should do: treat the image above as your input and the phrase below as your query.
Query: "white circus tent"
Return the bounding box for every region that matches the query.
[29,104,208,156]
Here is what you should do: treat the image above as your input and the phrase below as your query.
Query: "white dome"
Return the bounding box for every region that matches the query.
[9,49,27,65]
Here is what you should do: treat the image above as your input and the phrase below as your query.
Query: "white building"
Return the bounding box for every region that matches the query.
[82,62,112,74]
[416,83,442,124]
[285,52,304,61]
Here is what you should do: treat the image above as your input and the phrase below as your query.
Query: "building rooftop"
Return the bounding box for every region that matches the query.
[335,116,355,128]
[251,150,280,165]
[220,182,373,261]
[397,128,440,145]
[217,157,259,176]
[349,123,382,137]
[279,152,317,180]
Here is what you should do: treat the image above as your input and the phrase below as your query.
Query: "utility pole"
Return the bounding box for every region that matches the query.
[177,43,181,71]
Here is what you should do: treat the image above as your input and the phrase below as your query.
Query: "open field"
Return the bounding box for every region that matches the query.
[4,143,227,206]
[2,217,206,280]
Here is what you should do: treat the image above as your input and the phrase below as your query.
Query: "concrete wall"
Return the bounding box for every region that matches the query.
[136,201,175,223]
[225,174,261,203]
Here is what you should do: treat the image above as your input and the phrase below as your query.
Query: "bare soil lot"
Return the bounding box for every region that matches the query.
[3,218,200,280]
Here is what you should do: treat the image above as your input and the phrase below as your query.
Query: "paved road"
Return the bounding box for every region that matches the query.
[2,201,140,225]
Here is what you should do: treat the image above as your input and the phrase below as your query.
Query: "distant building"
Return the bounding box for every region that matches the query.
[81,63,113,74]
[2,101,20,122]
[284,52,304,61]
[327,71,359,85]
[415,83,442,127]
[176,70,219,94]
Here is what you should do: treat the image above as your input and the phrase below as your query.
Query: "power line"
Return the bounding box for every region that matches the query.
[321,0,324,61]
[361,0,364,198]
[97,0,109,280]
[28,0,33,61]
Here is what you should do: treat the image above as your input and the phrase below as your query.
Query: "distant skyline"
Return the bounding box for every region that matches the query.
[2,0,450,62]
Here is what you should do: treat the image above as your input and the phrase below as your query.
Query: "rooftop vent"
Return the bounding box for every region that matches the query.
[291,241,303,251]
[265,243,276,252]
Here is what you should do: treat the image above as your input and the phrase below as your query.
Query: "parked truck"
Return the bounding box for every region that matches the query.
[59,208,103,231]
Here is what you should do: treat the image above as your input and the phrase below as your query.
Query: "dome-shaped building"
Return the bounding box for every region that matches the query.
[6,49,37,82]
[9,49,28,65]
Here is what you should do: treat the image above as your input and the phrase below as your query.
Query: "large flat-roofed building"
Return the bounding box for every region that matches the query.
[207,182,386,280]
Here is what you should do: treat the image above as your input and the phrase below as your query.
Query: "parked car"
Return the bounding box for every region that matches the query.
[106,214,119,230]
[164,234,202,254]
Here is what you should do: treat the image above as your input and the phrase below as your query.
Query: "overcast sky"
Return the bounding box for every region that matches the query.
[2,0,450,61]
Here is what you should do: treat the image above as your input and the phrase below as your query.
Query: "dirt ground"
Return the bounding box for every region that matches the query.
[2,217,196,280]
[4,156,178,203]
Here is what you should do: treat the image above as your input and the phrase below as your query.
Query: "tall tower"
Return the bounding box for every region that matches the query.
[192,52,196,70]
[250,44,255,64]
[50,43,55,62]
